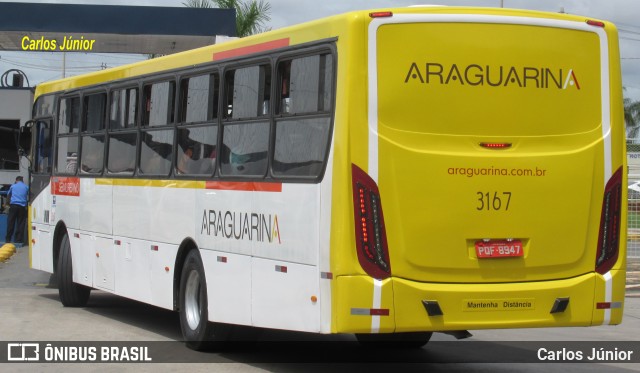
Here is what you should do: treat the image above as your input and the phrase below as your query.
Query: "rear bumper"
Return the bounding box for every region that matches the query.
[334,270,625,333]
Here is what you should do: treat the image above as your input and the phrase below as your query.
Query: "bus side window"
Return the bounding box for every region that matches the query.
[224,65,270,120]
[176,126,217,176]
[109,88,138,130]
[273,53,333,178]
[56,97,81,175]
[279,61,291,114]
[180,73,218,124]
[81,93,107,174]
[142,81,175,127]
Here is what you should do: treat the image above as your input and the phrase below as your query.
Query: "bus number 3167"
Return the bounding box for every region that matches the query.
[477,191,512,211]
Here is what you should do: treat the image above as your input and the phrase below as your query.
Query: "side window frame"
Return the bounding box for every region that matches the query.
[269,47,336,181]
[106,84,140,176]
[175,70,220,178]
[55,94,82,175]
[219,60,272,179]
[138,77,177,177]
[80,90,108,175]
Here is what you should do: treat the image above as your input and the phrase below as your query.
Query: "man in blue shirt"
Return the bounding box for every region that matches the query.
[5,176,29,245]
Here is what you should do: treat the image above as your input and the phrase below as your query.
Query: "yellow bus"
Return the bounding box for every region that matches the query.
[28,6,626,349]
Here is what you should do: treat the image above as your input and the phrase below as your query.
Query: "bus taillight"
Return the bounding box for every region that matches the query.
[352,164,391,279]
[596,167,623,275]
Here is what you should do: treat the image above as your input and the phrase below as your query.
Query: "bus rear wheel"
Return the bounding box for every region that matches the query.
[179,250,218,350]
[57,232,91,307]
[355,332,432,349]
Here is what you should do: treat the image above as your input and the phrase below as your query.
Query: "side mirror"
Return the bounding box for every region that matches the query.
[18,120,34,157]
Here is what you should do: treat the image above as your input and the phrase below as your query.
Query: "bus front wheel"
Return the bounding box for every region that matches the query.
[179,250,217,350]
[57,232,91,307]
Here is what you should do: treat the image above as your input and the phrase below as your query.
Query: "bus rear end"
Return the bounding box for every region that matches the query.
[334,9,626,335]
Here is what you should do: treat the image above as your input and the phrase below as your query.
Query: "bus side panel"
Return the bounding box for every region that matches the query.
[318,142,336,334]
[79,179,112,235]
[113,183,194,244]
[150,241,177,310]
[31,223,52,272]
[90,233,115,292]
[251,184,321,266]
[75,232,96,288]
[202,249,252,326]
[114,236,152,304]
[251,257,320,332]
[30,176,53,272]
[52,194,80,232]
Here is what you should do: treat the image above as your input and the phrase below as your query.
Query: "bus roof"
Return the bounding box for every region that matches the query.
[33,6,611,98]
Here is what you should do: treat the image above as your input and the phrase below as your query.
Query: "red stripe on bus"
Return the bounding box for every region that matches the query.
[212,38,290,61]
[205,181,282,192]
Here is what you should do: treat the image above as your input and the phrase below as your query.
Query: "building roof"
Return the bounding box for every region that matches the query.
[0,2,236,54]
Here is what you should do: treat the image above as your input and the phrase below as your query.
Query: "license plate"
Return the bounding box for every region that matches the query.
[475,240,523,258]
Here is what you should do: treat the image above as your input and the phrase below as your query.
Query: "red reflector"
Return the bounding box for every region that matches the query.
[596,302,611,309]
[321,272,333,279]
[217,256,228,263]
[587,20,605,28]
[370,308,390,316]
[114,240,121,246]
[73,233,80,238]
[480,142,512,149]
[151,245,159,251]
[276,265,288,273]
[370,11,393,18]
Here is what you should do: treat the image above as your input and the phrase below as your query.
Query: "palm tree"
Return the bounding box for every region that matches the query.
[625,97,640,143]
[183,0,272,37]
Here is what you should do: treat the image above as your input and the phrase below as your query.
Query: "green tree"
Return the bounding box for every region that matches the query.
[625,96,640,142]
[183,0,272,37]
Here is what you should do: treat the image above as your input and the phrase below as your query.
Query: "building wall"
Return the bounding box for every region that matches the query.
[0,88,33,187]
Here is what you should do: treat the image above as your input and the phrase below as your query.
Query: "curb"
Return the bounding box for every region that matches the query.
[0,243,17,262]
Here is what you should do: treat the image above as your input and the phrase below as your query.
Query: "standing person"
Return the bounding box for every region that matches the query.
[5,176,28,245]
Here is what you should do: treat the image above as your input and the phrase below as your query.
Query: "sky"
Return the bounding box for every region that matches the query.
[1,0,639,101]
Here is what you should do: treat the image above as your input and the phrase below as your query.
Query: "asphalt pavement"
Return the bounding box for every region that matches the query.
[1,244,639,372]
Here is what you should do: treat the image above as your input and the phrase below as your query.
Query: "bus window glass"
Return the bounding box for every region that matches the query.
[80,135,105,174]
[34,95,55,118]
[56,136,79,174]
[83,93,106,132]
[34,120,52,174]
[180,73,218,123]
[278,54,333,114]
[220,122,269,176]
[58,96,81,134]
[110,88,138,129]
[273,117,330,177]
[107,133,136,174]
[143,81,175,127]
[225,65,270,119]
[176,126,217,175]
[140,129,173,175]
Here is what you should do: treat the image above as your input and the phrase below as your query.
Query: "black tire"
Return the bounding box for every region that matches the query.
[57,232,91,307]
[356,332,432,349]
[179,250,218,350]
